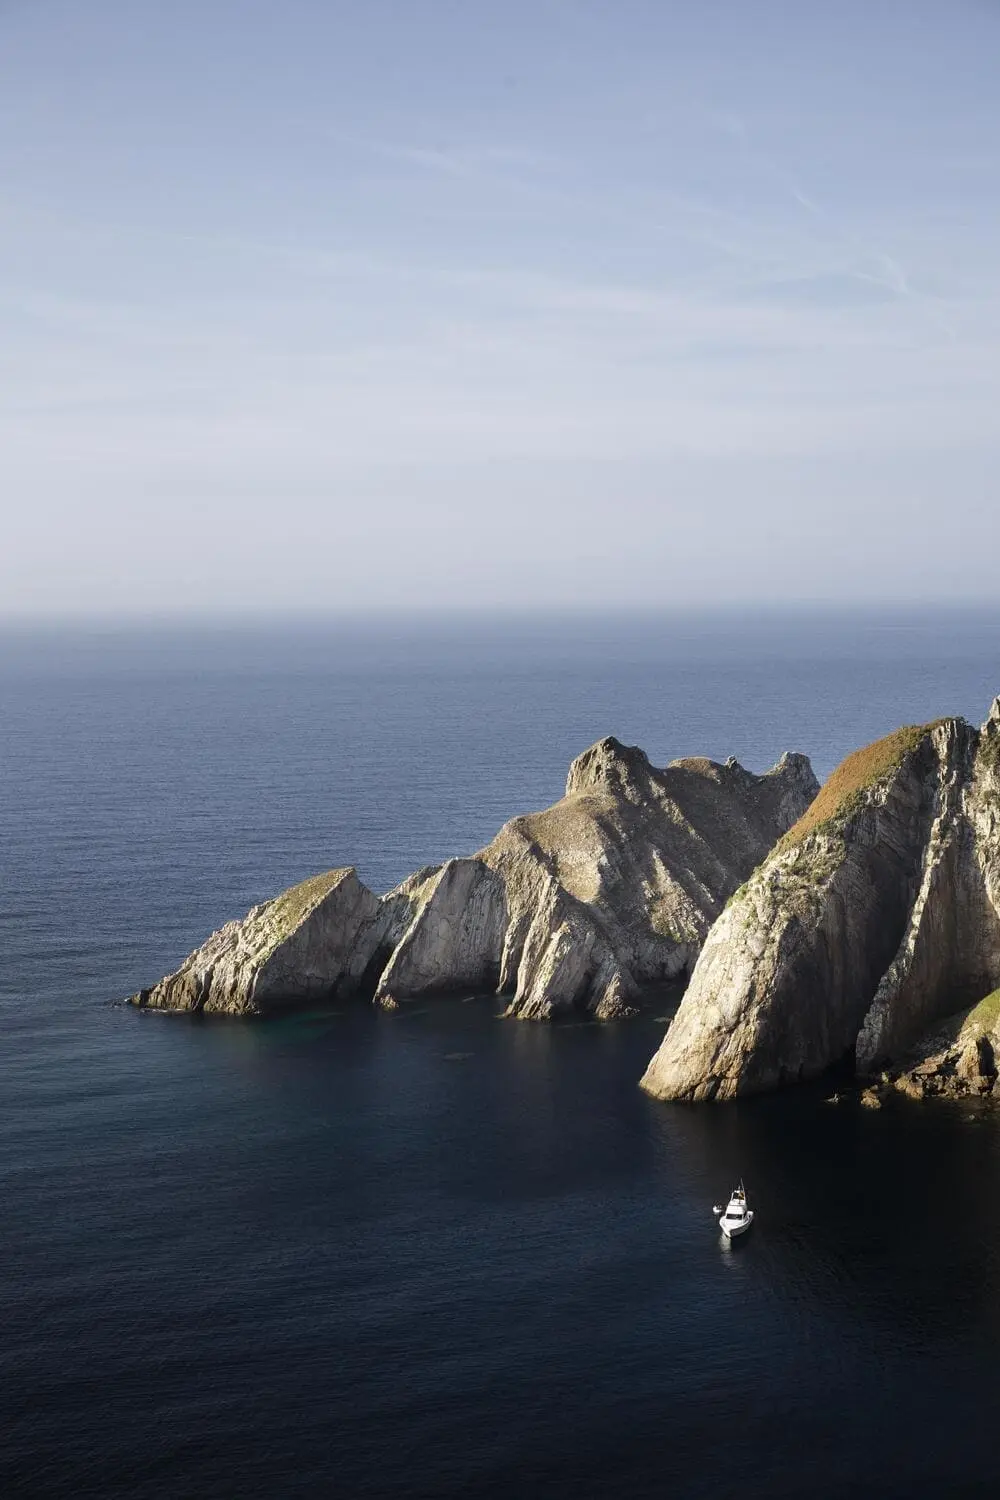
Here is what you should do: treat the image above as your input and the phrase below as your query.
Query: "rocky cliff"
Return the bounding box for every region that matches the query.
[130,868,386,1016]
[130,736,818,1020]
[884,987,1000,1102]
[641,700,1000,1101]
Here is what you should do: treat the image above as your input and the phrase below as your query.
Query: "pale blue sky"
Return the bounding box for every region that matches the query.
[3,0,999,614]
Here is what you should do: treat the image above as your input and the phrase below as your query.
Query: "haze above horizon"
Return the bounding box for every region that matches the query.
[3,0,999,617]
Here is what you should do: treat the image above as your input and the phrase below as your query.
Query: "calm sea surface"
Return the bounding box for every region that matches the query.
[3,610,1000,1499]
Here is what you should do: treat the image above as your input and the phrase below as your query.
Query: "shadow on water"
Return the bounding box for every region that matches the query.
[7,967,1000,1500]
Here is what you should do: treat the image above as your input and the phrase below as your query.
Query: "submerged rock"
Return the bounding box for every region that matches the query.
[641,700,1000,1101]
[129,734,817,1020]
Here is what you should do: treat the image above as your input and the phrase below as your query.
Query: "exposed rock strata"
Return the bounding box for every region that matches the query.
[131,868,384,1016]
[885,988,1000,1102]
[130,736,817,1020]
[641,700,1000,1101]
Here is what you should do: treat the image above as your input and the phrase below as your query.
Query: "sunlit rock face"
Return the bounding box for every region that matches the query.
[130,867,385,1016]
[640,700,1000,1101]
[130,736,817,1020]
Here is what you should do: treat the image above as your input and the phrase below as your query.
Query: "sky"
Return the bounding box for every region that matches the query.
[2,0,999,616]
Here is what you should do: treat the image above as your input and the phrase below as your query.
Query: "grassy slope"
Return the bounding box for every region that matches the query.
[963,988,1000,1037]
[779,721,949,849]
[264,869,351,938]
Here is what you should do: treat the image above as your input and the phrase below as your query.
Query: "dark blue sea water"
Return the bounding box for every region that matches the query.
[3,610,1000,1499]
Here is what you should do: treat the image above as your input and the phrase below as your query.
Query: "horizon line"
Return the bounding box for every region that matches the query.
[3,600,1000,630]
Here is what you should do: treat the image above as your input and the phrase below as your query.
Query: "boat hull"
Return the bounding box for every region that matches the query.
[720,1209,754,1238]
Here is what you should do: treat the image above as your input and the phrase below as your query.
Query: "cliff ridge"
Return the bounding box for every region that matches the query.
[130,735,817,1020]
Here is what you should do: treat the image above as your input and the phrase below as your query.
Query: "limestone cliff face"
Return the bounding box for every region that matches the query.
[130,736,817,1020]
[641,701,1000,1101]
[478,739,817,1020]
[132,868,384,1015]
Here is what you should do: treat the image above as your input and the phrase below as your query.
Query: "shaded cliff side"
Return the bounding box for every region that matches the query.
[641,699,1000,1101]
[130,735,818,1020]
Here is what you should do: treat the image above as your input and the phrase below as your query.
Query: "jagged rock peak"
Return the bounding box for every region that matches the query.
[564,736,655,799]
[129,732,818,1023]
[770,749,817,782]
[640,705,1000,1102]
[566,737,817,802]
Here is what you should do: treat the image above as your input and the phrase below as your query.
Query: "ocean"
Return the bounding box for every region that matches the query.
[3,609,1000,1498]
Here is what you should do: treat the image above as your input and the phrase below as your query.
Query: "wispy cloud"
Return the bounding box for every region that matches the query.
[707,109,959,337]
[324,128,557,187]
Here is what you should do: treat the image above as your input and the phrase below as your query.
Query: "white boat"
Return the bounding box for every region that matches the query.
[713,1181,754,1238]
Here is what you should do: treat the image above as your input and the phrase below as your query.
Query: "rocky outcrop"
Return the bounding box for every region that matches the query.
[131,868,385,1015]
[883,988,1000,1102]
[641,700,1000,1101]
[130,735,817,1019]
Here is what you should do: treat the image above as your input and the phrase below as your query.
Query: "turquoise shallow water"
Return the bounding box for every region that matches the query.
[3,610,1000,1499]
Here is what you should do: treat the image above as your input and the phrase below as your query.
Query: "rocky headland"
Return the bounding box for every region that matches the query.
[130,736,818,1020]
[641,699,1000,1103]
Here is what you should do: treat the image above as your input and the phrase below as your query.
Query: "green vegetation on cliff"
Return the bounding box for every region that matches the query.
[780,721,948,848]
[264,869,350,936]
[964,987,1000,1037]
[978,732,1000,774]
